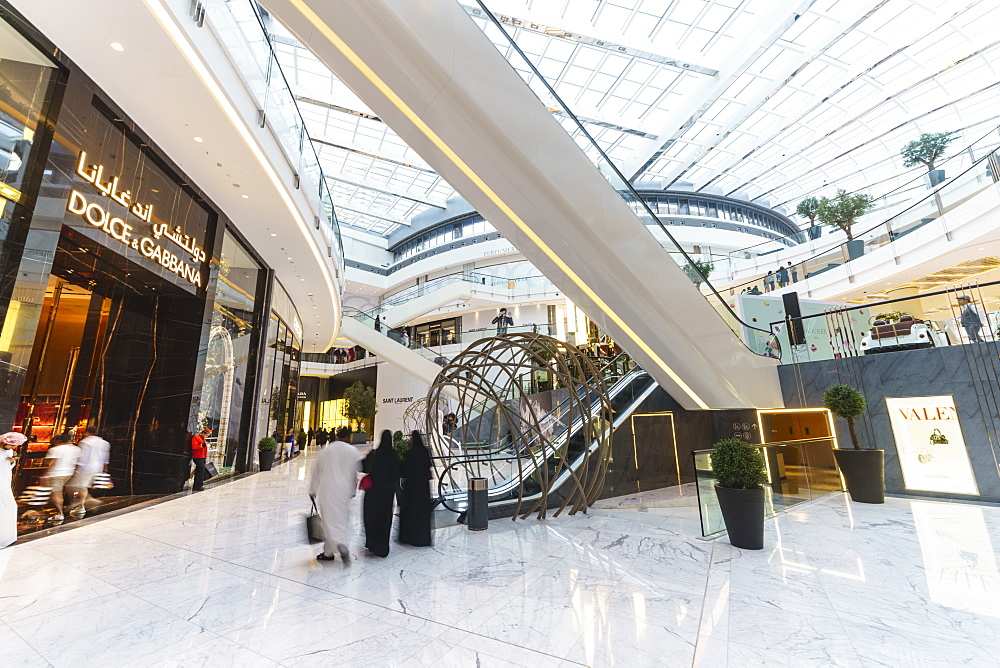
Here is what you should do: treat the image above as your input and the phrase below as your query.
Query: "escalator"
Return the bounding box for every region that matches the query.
[259,0,783,411]
[433,354,657,519]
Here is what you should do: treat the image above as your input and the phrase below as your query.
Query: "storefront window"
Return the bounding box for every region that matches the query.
[253,281,301,448]
[196,230,262,473]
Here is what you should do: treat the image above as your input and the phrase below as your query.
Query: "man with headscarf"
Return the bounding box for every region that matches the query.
[362,430,400,557]
[310,426,361,562]
[398,431,433,547]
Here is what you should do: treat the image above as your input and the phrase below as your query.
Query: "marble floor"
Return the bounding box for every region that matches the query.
[3,449,1000,667]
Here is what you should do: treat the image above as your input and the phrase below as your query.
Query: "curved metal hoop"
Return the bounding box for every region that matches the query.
[425,333,612,520]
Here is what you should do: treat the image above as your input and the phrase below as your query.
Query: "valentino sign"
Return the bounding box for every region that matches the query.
[886,395,979,495]
[67,151,207,287]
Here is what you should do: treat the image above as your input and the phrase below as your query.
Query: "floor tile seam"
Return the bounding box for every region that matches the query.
[2,616,56,666]
[128,623,280,668]
[690,540,723,667]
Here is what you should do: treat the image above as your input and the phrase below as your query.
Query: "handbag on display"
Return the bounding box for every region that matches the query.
[929,429,948,445]
[92,473,114,489]
[918,447,934,464]
[204,461,219,480]
[359,474,373,491]
[306,498,324,544]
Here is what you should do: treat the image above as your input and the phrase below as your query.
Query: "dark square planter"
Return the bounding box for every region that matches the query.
[833,448,884,504]
[716,485,765,550]
[259,450,276,472]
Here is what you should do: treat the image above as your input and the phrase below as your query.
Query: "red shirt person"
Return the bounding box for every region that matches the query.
[191,428,211,491]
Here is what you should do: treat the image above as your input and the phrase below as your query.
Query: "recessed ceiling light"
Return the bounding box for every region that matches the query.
[110,42,124,52]
[241,194,249,199]
[194,136,203,143]
[270,233,277,237]
[287,257,293,261]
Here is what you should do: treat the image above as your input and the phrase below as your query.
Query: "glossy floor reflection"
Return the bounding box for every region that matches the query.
[3,449,1000,667]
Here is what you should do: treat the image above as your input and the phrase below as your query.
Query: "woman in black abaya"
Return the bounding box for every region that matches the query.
[363,430,400,557]
[398,431,433,547]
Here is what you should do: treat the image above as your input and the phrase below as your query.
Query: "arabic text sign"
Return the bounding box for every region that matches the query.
[886,395,979,495]
[67,151,206,287]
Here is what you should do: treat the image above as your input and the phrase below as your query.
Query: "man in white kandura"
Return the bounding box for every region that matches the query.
[310,426,361,563]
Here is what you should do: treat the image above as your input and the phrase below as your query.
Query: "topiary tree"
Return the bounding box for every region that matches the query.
[297,429,307,448]
[343,381,377,433]
[901,132,958,173]
[257,436,276,451]
[796,197,821,228]
[710,438,767,489]
[682,259,715,288]
[816,190,875,241]
[392,430,410,462]
[822,384,867,450]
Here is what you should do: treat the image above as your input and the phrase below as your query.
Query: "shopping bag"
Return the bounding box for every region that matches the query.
[306,499,324,544]
[204,461,219,480]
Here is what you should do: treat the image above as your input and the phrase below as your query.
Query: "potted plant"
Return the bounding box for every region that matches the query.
[710,438,767,550]
[257,436,277,471]
[682,259,714,289]
[823,384,884,503]
[392,430,410,462]
[796,197,822,240]
[343,380,377,441]
[296,429,307,451]
[901,131,957,188]
[816,190,875,259]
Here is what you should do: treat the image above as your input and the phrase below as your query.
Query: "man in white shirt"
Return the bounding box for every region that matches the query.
[310,426,361,563]
[68,428,110,516]
[43,434,80,521]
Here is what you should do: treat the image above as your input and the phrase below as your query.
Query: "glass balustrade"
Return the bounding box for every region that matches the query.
[693,438,844,537]
[765,279,1000,365]
[210,0,344,275]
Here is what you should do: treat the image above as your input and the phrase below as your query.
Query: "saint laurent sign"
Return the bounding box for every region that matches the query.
[67,151,207,287]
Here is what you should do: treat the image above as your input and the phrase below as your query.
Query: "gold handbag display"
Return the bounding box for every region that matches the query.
[929,429,948,445]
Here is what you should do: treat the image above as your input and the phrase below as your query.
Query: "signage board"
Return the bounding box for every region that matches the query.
[886,395,979,495]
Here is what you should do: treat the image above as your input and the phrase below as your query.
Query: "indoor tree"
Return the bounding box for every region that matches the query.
[901,131,958,173]
[816,190,875,241]
[682,259,714,288]
[343,380,377,433]
[795,197,821,228]
[822,384,867,449]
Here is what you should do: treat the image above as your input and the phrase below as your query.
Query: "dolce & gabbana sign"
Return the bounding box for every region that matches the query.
[67,151,207,287]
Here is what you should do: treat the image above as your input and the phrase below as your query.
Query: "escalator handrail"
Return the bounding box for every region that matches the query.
[472,0,775,351]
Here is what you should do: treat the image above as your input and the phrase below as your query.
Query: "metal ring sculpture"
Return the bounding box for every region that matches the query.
[425,333,613,520]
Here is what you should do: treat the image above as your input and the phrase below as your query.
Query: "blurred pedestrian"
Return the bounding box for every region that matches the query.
[315,428,329,447]
[67,428,110,515]
[43,433,79,520]
[398,431,433,547]
[311,427,361,563]
[1,432,26,548]
[788,261,799,283]
[363,430,400,558]
[776,264,789,288]
[764,270,775,292]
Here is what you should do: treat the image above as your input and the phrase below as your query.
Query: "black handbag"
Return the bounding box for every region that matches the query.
[204,461,219,480]
[306,499,324,544]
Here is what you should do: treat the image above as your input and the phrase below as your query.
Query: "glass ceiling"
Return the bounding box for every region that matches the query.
[266,0,1000,237]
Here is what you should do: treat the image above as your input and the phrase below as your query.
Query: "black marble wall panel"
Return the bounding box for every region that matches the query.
[597,386,761,500]
[779,343,1000,502]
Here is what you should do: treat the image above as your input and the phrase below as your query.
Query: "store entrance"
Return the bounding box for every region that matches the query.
[12,231,207,521]
[16,275,110,456]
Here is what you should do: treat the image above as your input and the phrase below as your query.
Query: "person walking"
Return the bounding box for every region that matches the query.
[788,261,799,283]
[67,428,110,515]
[398,431,433,547]
[284,428,296,459]
[0,432,26,548]
[315,428,329,448]
[764,270,775,292]
[374,315,382,333]
[776,264,789,288]
[957,295,986,343]
[363,430,400,558]
[311,426,361,563]
[43,433,80,520]
[307,428,315,446]
[190,427,211,492]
